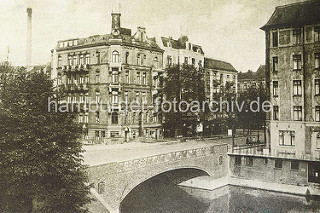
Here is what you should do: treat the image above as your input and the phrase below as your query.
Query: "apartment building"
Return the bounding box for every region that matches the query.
[204,57,238,135]
[155,36,204,68]
[51,12,164,144]
[262,0,320,183]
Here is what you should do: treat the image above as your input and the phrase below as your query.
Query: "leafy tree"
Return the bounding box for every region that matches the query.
[162,64,205,138]
[236,83,267,137]
[0,68,91,212]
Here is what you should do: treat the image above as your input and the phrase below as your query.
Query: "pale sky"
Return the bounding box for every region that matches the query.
[0,0,304,72]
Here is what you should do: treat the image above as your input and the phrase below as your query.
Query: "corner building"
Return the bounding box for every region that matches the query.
[262,1,320,160]
[51,12,164,144]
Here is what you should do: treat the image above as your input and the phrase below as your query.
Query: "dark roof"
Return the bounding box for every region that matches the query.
[261,0,320,30]
[161,36,204,54]
[238,65,266,80]
[204,57,237,72]
[57,32,162,51]
[256,65,266,79]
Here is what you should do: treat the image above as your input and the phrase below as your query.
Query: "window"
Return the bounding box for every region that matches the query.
[67,95,71,103]
[57,55,62,67]
[235,156,241,166]
[272,31,278,47]
[96,71,100,83]
[153,112,157,123]
[112,93,118,104]
[273,81,278,97]
[265,158,268,164]
[96,51,100,64]
[184,57,188,64]
[95,131,100,141]
[68,56,72,66]
[101,131,105,139]
[141,54,146,65]
[79,76,84,84]
[275,159,282,169]
[272,57,278,73]
[80,55,84,65]
[95,111,100,123]
[245,157,253,167]
[192,58,195,65]
[293,106,302,121]
[95,91,100,103]
[124,91,128,102]
[316,106,320,122]
[291,161,299,170]
[112,73,119,83]
[317,133,320,149]
[167,56,172,66]
[84,113,88,123]
[112,111,118,124]
[154,57,158,68]
[112,51,119,63]
[85,93,89,104]
[85,54,90,64]
[84,113,89,124]
[293,80,302,96]
[137,54,140,65]
[125,52,129,64]
[315,26,320,42]
[142,92,146,103]
[136,72,140,84]
[79,114,83,123]
[135,92,140,102]
[79,95,84,103]
[279,130,295,146]
[142,72,146,85]
[293,29,301,44]
[72,95,77,103]
[273,106,279,120]
[293,55,301,70]
[73,56,78,67]
[315,53,320,69]
[316,79,320,95]
[125,71,129,83]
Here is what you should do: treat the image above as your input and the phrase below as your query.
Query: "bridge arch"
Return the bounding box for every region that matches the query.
[119,166,211,204]
[119,166,210,212]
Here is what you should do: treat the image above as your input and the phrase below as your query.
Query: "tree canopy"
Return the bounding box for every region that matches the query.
[0,68,91,212]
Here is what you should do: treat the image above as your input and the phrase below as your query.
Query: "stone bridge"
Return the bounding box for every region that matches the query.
[86,143,228,213]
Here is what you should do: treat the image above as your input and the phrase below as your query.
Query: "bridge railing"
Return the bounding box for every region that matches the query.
[115,143,227,173]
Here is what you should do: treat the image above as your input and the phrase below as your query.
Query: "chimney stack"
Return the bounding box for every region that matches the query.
[26,8,32,67]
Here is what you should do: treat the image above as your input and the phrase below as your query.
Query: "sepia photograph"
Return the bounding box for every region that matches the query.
[1,0,320,212]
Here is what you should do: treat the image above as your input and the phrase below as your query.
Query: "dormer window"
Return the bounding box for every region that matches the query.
[167,42,171,47]
[74,40,78,46]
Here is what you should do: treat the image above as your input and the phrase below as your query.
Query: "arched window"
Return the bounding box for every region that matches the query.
[112,51,119,63]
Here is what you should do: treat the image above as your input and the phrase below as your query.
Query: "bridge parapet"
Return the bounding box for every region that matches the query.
[87,143,228,213]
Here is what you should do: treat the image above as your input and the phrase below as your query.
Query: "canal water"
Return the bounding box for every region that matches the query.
[120,174,320,213]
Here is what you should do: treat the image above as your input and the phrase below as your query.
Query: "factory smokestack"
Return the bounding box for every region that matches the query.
[26,8,32,67]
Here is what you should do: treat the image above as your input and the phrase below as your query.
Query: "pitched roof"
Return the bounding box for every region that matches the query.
[161,36,204,54]
[261,0,320,30]
[204,57,237,72]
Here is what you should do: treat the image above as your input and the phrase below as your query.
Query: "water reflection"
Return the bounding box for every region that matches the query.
[121,174,320,213]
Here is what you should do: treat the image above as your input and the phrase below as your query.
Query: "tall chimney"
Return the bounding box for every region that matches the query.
[26,8,32,67]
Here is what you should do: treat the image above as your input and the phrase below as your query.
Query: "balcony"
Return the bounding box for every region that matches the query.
[109,82,122,92]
